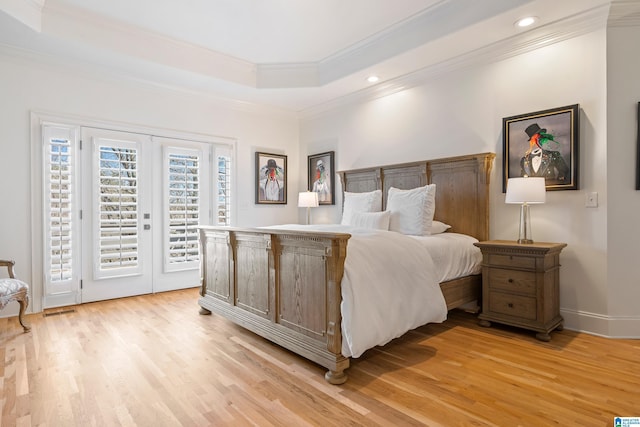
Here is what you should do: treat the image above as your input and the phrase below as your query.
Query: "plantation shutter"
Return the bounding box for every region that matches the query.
[216,151,232,225]
[94,139,142,278]
[43,124,80,297]
[165,147,201,270]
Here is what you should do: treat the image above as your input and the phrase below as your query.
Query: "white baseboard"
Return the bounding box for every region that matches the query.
[561,308,640,338]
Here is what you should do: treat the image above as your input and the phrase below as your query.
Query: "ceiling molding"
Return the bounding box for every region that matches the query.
[301,4,610,119]
[316,0,530,86]
[251,0,531,89]
[256,63,319,88]
[608,0,640,27]
[35,0,532,90]
[0,41,299,119]
[0,0,45,31]
[42,0,258,87]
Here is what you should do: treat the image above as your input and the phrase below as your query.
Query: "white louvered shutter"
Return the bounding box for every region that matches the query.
[216,152,232,225]
[164,148,201,271]
[94,140,141,278]
[43,124,80,297]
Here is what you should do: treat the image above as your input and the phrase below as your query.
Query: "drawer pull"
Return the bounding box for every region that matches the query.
[508,303,514,308]
[508,278,514,283]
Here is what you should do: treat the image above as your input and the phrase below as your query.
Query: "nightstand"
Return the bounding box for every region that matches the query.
[473,240,567,341]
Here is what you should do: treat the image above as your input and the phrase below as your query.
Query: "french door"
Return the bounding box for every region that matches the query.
[79,128,211,303]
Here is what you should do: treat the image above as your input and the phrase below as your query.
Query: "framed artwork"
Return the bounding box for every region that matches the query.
[307,151,335,205]
[255,152,287,204]
[637,102,640,190]
[503,104,579,191]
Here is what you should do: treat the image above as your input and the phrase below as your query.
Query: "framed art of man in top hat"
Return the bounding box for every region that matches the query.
[520,123,570,182]
[256,152,287,204]
[307,151,335,205]
[502,104,579,191]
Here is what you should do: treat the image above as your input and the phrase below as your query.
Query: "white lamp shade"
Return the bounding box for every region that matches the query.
[298,191,319,208]
[505,177,546,204]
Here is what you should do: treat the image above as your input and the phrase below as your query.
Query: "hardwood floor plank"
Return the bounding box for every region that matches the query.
[1,288,638,426]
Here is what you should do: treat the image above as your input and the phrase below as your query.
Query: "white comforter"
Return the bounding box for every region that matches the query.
[268,224,451,358]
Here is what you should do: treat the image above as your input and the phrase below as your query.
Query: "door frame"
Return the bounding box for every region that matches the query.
[30,111,237,311]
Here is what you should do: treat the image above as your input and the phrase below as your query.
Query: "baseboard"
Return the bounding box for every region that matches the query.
[44,292,80,310]
[561,308,640,338]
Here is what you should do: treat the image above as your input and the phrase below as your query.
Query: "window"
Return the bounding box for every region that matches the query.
[166,149,201,266]
[43,123,80,297]
[97,144,140,271]
[37,115,235,307]
[217,154,232,225]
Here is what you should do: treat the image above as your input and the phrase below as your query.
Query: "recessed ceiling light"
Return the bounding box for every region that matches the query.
[515,16,538,28]
[367,75,379,83]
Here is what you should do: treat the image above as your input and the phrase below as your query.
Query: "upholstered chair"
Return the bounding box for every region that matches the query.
[0,259,31,332]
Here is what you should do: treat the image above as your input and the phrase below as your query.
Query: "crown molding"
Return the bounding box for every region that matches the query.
[0,41,299,119]
[254,0,530,88]
[608,0,640,27]
[42,0,257,87]
[300,4,610,119]
[0,0,45,31]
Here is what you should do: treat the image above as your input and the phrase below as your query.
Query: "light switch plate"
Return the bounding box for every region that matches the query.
[586,192,598,208]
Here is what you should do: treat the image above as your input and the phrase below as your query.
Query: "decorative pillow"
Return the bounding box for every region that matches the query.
[387,184,436,236]
[430,220,451,234]
[349,211,391,230]
[341,190,383,225]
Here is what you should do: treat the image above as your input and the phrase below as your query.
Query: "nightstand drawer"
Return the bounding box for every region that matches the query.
[487,268,536,295]
[488,292,537,321]
[488,254,536,270]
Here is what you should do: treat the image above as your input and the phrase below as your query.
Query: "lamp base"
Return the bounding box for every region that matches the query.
[517,203,534,244]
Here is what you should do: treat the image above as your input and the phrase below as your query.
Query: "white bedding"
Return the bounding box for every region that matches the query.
[409,232,483,283]
[266,224,480,358]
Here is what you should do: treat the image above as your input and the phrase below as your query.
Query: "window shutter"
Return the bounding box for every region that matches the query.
[43,124,79,296]
[167,151,200,266]
[96,143,140,275]
[215,146,233,226]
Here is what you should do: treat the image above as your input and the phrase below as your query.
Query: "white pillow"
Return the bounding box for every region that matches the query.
[341,190,382,225]
[349,211,391,230]
[430,220,451,234]
[387,184,436,236]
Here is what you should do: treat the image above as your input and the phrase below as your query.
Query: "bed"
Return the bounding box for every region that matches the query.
[198,152,495,384]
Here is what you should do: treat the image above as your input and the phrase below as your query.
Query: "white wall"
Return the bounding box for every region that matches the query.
[606,24,640,337]
[0,53,301,313]
[300,29,621,335]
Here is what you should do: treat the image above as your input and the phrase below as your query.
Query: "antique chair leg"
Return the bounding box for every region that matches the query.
[18,297,31,332]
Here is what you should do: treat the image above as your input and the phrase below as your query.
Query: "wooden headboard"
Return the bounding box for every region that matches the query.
[337,152,495,241]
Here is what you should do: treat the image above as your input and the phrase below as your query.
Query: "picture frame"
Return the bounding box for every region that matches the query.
[307,151,335,205]
[503,104,579,191]
[636,102,640,190]
[255,152,287,204]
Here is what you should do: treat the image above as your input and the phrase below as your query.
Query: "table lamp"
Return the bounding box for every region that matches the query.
[298,191,319,225]
[505,177,546,244]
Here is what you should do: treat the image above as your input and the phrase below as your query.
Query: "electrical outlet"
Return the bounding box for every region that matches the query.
[586,192,598,208]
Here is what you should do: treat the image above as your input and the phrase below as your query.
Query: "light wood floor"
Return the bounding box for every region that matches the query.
[1,288,638,426]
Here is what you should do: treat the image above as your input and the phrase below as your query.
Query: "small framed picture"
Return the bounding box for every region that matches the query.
[255,152,287,204]
[636,102,640,190]
[503,104,579,191]
[308,151,335,205]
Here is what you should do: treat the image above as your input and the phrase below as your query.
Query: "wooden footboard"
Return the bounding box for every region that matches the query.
[198,226,352,384]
